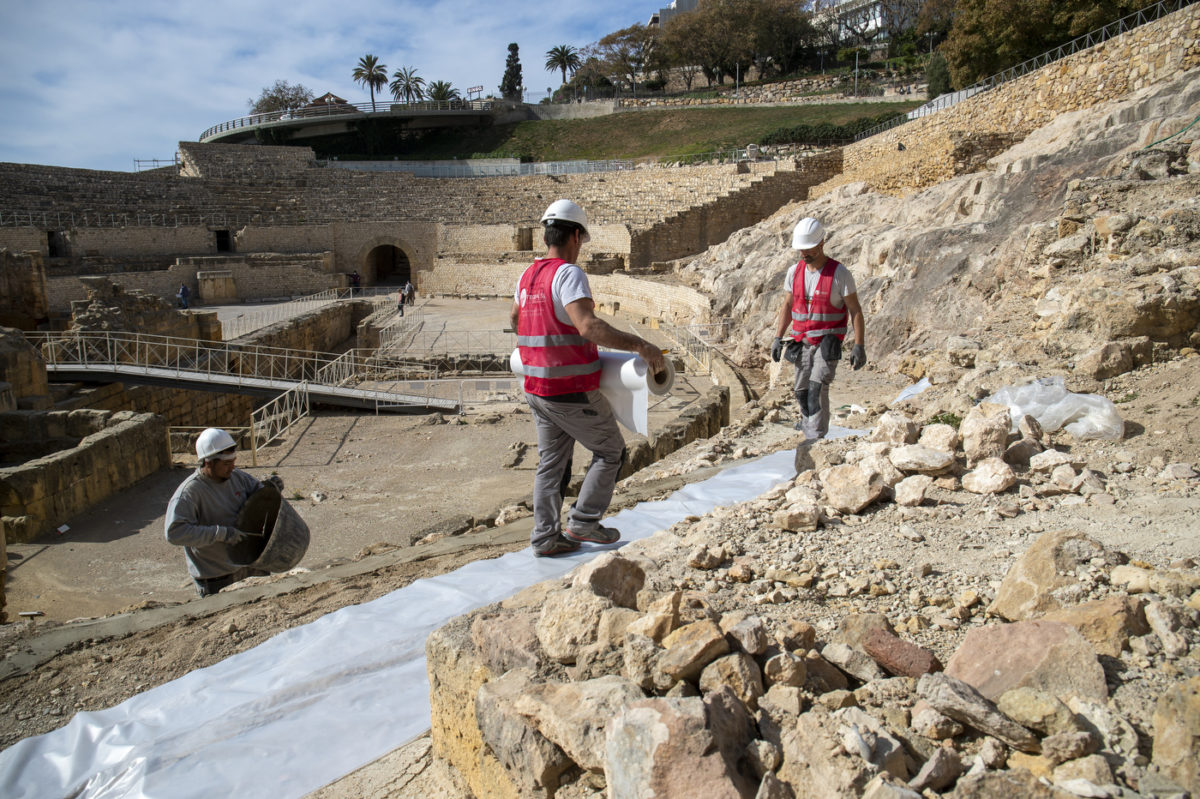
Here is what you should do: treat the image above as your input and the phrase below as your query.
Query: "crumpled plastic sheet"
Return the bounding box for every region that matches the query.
[0,447,815,799]
[984,376,1124,440]
[891,376,931,405]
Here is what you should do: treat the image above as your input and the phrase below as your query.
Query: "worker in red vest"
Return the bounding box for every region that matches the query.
[511,200,666,557]
[770,217,867,442]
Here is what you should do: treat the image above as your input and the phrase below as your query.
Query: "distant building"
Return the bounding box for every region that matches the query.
[648,0,699,27]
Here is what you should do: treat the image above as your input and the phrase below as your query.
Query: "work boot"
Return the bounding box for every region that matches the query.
[794,441,815,473]
[534,534,582,557]
[564,525,621,545]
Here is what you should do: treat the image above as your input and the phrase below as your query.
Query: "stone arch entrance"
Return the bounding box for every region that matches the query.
[367,244,411,285]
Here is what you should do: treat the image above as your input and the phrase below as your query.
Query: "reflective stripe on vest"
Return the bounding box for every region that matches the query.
[517,258,601,396]
[791,259,849,345]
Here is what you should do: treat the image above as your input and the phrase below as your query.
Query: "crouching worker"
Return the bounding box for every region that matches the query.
[166,428,280,597]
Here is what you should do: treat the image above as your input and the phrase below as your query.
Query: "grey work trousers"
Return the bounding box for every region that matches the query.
[792,340,840,440]
[525,391,624,549]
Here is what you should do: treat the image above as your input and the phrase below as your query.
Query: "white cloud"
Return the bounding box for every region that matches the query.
[0,0,650,171]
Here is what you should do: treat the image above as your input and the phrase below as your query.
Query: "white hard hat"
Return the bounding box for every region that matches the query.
[540,199,590,242]
[196,428,237,462]
[792,217,826,250]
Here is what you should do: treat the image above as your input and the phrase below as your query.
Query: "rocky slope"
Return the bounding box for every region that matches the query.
[682,67,1200,377]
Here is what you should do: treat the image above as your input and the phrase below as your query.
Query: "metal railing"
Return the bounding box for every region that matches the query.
[26,331,430,396]
[133,158,180,173]
[854,0,1198,141]
[221,287,393,340]
[395,326,518,356]
[377,304,427,353]
[250,381,311,461]
[324,158,636,178]
[200,99,494,141]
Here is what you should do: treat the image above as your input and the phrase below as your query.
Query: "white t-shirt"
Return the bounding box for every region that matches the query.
[783,260,857,309]
[515,261,592,325]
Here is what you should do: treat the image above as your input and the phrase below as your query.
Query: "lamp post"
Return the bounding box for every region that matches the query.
[854,50,859,97]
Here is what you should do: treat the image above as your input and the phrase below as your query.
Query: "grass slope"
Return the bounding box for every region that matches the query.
[401,102,921,162]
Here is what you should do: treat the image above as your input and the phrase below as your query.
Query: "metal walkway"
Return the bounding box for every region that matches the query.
[27,331,458,412]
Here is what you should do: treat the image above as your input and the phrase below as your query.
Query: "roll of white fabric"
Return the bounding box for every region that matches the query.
[509,349,674,435]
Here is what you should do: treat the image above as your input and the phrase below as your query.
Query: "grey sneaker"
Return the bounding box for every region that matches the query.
[534,535,581,557]
[564,525,621,545]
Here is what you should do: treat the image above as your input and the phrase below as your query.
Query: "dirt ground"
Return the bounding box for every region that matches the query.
[1,352,1197,795]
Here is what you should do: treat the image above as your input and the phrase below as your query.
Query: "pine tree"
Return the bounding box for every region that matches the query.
[499,43,523,100]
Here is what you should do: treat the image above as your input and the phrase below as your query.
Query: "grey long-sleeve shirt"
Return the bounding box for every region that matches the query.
[165,467,262,579]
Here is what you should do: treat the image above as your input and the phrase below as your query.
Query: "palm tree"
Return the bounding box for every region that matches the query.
[426,80,461,104]
[545,45,581,86]
[352,54,388,111]
[389,66,426,104]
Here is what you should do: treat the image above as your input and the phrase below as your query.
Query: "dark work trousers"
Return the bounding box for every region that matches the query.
[792,340,840,440]
[525,390,624,550]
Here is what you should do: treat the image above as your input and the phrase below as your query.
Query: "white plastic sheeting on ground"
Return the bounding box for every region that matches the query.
[0,448,803,799]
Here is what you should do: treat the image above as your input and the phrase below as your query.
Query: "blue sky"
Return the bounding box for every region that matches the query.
[0,0,654,172]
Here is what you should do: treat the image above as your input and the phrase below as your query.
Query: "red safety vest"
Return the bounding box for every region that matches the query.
[517,258,601,396]
[791,259,849,345]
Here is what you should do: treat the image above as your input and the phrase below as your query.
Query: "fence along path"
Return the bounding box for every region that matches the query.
[26,331,458,412]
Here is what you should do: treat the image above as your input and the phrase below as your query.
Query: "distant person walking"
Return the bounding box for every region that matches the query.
[770,217,866,442]
[349,271,361,296]
[512,199,665,557]
[397,287,405,317]
[402,279,415,306]
[176,283,190,309]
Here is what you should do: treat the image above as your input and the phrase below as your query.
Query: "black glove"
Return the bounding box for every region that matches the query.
[770,337,783,363]
[221,526,251,545]
[849,344,867,370]
[265,474,284,491]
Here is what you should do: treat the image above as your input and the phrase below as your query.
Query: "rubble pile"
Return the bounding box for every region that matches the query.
[429,404,1199,798]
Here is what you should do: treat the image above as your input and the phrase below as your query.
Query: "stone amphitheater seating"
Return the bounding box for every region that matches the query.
[0,143,810,234]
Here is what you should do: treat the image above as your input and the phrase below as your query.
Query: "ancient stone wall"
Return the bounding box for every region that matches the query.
[54,380,255,431]
[0,329,51,410]
[0,250,49,329]
[0,410,168,543]
[818,2,1200,196]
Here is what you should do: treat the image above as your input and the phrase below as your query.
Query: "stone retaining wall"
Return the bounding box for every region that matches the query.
[0,410,168,543]
[816,2,1200,197]
[54,381,254,431]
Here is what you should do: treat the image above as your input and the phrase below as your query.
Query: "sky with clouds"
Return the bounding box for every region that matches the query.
[0,0,655,172]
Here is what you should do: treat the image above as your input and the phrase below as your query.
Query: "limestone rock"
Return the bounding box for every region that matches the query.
[907,746,962,792]
[1146,601,1190,658]
[960,402,1011,465]
[894,474,933,507]
[1029,449,1078,473]
[888,445,955,475]
[471,610,543,674]
[475,670,575,796]
[918,423,959,453]
[755,772,795,799]
[627,591,683,641]
[1040,595,1148,657]
[835,706,912,779]
[778,708,878,798]
[763,652,807,688]
[606,696,748,799]
[572,552,645,609]
[870,411,921,445]
[536,586,614,664]
[699,652,765,710]
[820,464,886,514]
[835,613,897,651]
[1004,438,1043,468]
[859,454,906,488]
[996,687,1081,736]
[774,502,821,532]
[722,613,769,656]
[659,619,731,683]
[912,706,963,739]
[1039,731,1098,764]
[945,621,1108,703]
[947,768,1067,798]
[917,673,1039,752]
[804,650,851,694]
[988,529,1114,620]
[1052,754,1113,789]
[624,632,666,692]
[1066,698,1140,761]
[508,674,646,772]
[961,458,1016,494]
[1076,341,1133,379]
[863,775,923,799]
[822,642,885,683]
[1151,676,1200,794]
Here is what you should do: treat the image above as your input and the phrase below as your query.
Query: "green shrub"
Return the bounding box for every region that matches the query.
[926,411,963,429]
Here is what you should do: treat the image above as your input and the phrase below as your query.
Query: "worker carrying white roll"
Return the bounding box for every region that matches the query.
[510,199,669,558]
